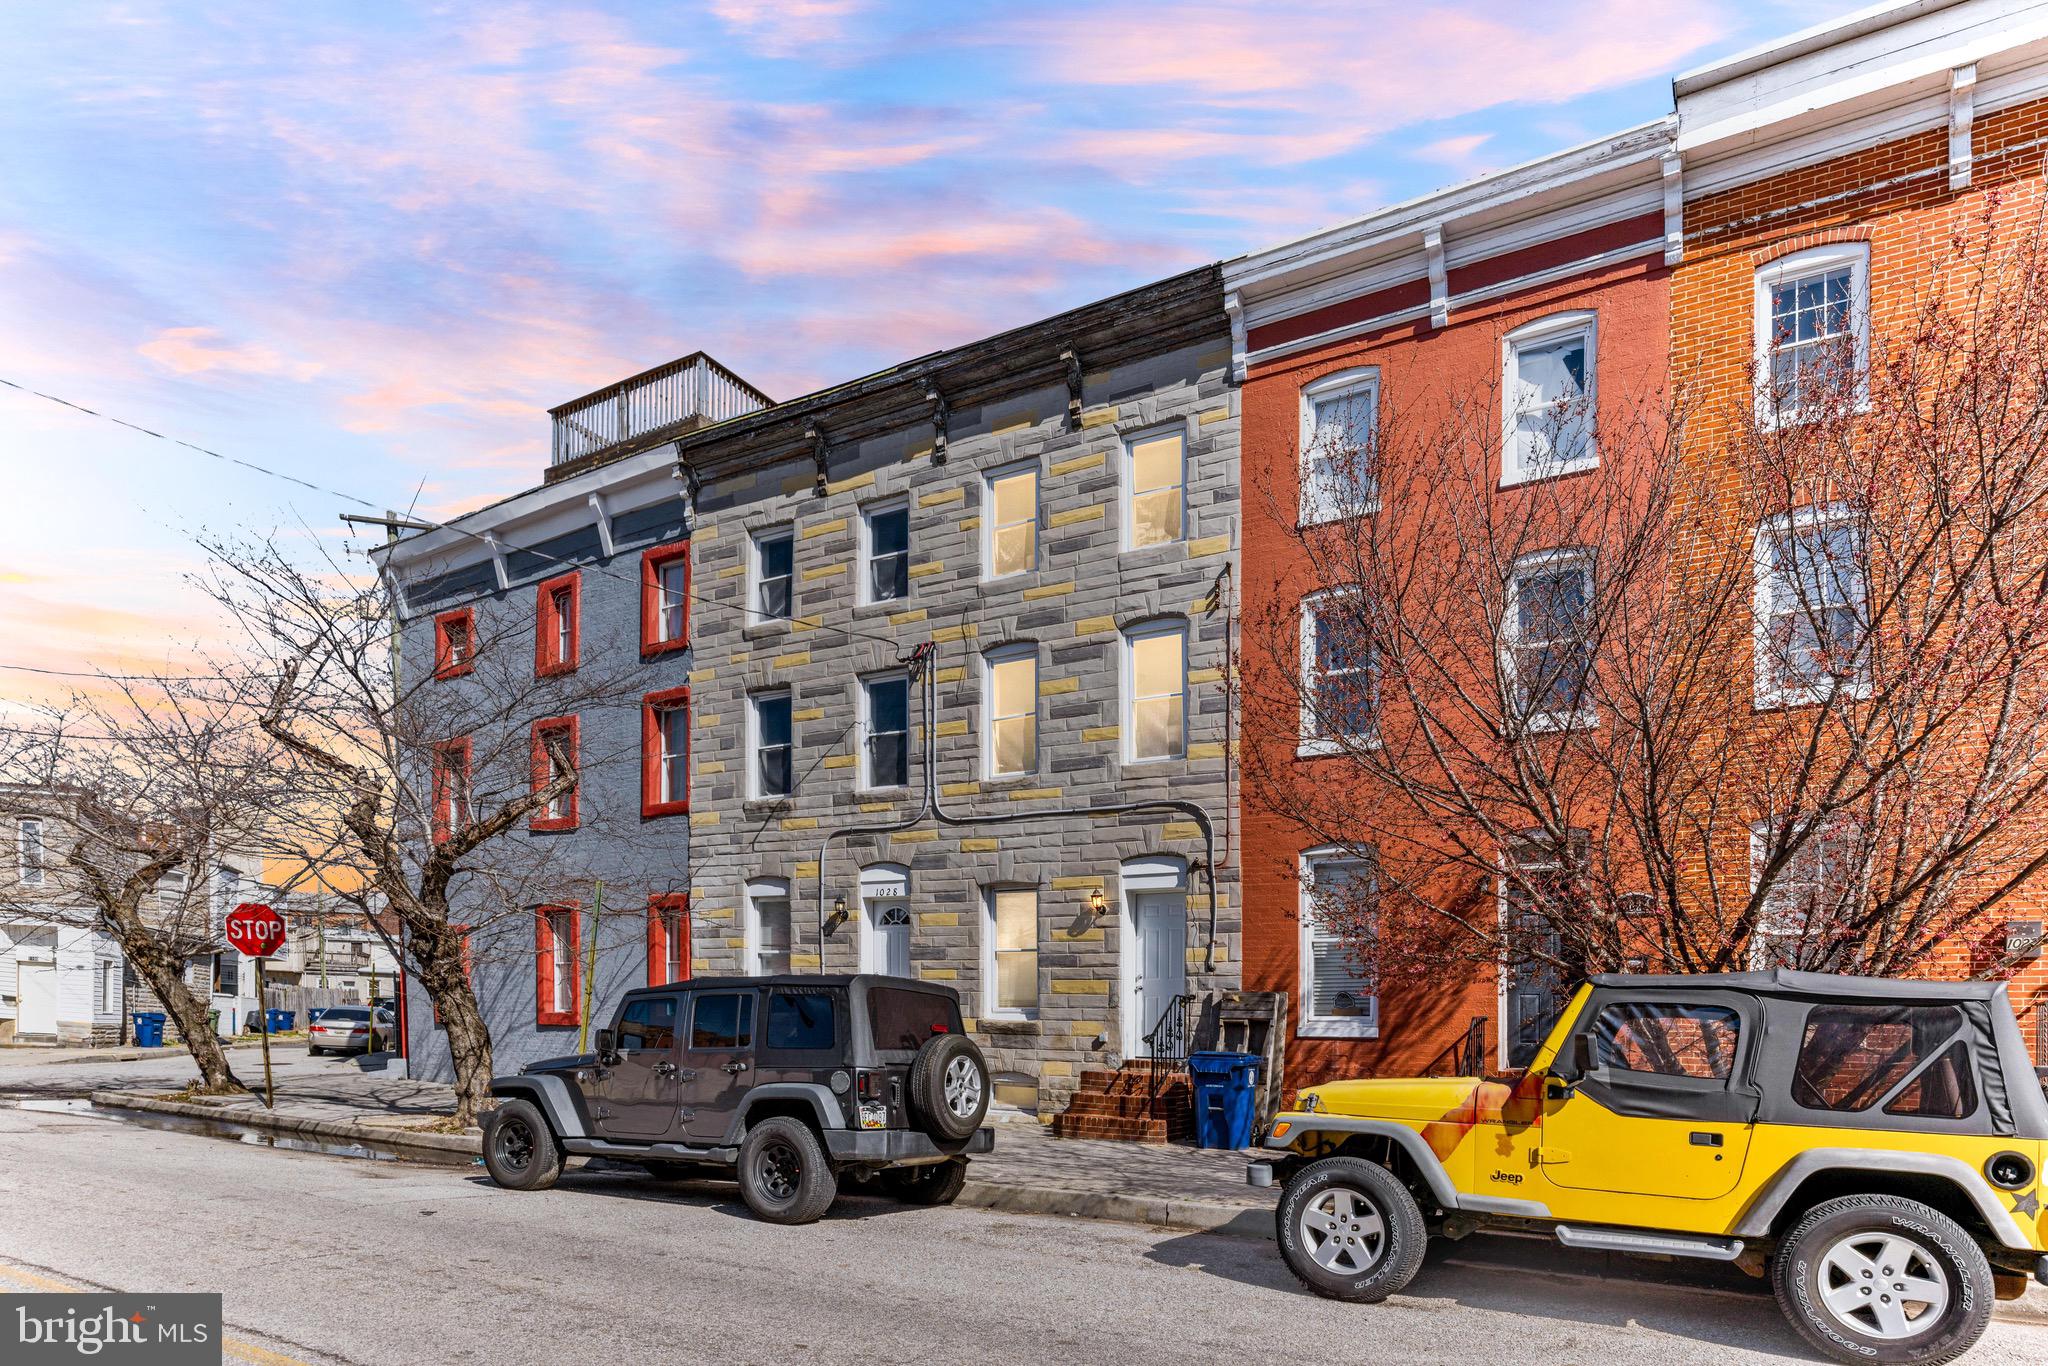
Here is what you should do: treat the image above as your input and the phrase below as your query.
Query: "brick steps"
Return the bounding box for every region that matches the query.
[1050,1063,1193,1145]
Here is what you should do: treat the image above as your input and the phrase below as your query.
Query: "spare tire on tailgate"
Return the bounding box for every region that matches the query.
[908,1032,989,1140]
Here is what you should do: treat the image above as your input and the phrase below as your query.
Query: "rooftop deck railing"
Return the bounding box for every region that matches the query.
[549,352,771,466]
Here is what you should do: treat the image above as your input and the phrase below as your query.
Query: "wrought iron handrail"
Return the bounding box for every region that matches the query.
[1141,992,1199,1100]
[1426,1014,1490,1077]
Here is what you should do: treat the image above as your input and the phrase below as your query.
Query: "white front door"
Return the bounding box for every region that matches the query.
[16,960,58,1036]
[1130,892,1187,1057]
[869,902,912,977]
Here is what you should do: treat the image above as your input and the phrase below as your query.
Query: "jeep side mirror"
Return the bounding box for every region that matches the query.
[1572,1033,1594,1076]
[595,1028,617,1061]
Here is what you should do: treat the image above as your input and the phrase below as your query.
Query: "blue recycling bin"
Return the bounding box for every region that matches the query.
[271,1010,295,1033]
[130,1012,166,1048]
[1188,1050,1264,1150]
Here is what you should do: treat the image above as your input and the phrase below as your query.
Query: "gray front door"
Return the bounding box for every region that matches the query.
[872,902,911,977]
[591,996,679,1140]
[678,990,756,1142]
[1133,892,1186,1057]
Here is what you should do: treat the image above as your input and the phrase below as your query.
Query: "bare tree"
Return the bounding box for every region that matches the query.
[1243,205,2048,1013]
[0,677,284,1093]
[201,533,659,1126]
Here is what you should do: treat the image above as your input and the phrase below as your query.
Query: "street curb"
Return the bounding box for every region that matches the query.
[86,1091,481,1161]
[956,1180,1269,1238]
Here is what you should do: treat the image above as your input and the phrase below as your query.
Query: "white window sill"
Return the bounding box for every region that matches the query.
[1297,735,1378,758]
[1752,397,1872,432]
[1521,710,1598,735]
[1499,458,1599,489]
[1752,678,1871,712]
[1298,502,1380,528]
[1122,753,1185,768]
[981,1010,1039,1026]
[1298,1019,1380,1040]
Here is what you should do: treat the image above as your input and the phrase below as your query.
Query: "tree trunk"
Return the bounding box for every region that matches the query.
[409,917,492,1127]
[107,904,242,1094]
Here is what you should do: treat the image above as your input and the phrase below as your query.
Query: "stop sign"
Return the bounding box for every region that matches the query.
[224,902,287,958]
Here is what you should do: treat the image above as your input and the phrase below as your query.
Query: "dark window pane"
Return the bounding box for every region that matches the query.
[760,577,792,619]
[760,535,793,578]
[868,733,906,787]
[758,696,792,746]
[870,507,908,556]
[868,678,907,731]
[1792,1004,1970,1113]
[1592,1003,1739,1079]
[766,992,837,1051]
[690,993,754,1050]
[870,553,909,601]
[617,996,677,1051]
[1884,1042,1977,1119]
[760,746,792,797]
[868,986,964,1052]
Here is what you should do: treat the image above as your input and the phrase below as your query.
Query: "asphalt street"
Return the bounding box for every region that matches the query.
[3,1068,2046,1366]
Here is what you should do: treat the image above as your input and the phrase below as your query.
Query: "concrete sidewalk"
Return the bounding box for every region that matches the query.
[1,1038,277,1066]
[86,1061,1272,1235]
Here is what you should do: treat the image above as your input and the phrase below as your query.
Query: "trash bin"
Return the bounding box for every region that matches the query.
[131,1012,166,1048]
[271,1010,295,1033]
[1188,1050,1265,1150]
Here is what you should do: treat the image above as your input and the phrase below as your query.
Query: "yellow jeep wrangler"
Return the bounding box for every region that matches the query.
[1248,971,2048,1364]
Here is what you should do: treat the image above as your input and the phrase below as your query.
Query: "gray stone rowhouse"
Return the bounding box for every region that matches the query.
[377,434,727,1081]
[674,266,1240,1113]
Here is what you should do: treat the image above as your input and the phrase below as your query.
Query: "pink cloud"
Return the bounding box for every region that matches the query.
[707,1,874,57]
[138,326,323,382]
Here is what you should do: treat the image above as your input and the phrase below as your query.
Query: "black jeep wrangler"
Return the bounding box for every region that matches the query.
[479,974,995,1224]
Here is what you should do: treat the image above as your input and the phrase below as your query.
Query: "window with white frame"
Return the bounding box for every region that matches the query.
[751,689,794,799]
[985,463,1038,578]
[1300,849,1377,1035]
[1299,590,1375,753]
[1300,368,1378,523]
[1754,507,1867,706]
[544,907,575,1015]
[1505,550,1596,729]
[746,878,793,976]
[1756,244,1869,421]
[751,527,794,623]
[861,673,910,789]
[984,646,1037,777]
[17,818,43,886]
[98,960,119,1014]
[651,702,687,806]
[1504,313,1596,482]
[1124,621,1186,762]
[862,499,910,604]
[983,887,1039,1019]
[1124,428,1185,549]
[1751,817,1863,969]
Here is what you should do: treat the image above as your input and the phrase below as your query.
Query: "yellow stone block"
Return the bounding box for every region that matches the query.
[1191,945,1227,963]
[698,714,720,729]
[802,564,846,581]
[823,755,857,769]
[716,564,746,579]
[1187,666,1224,684]
[1073,615,1115,635]
[691,812,719,826]
[1050,451,1105,476]
[825,470,876,496]
[960,838,999,852]
[772,651,812,668]
[890,829,940,844]
[793,706,824,721]
[794,861,820,878]
[1040,1060,1074,1077]
[921,967,959,980]
[729,651,752,665]
[957,516,981,533]
[1187,741,1226,760]
[933,623,979,643]
[1078,406,1119,429]
[1198,407,1232,425]
[1051,875,1104,890]
[859,801,893,813]
[791,618,817,633]
[1048,505,1105,529]
[790,953,822,970]
[935,719,969,736]
[1057,927,1106,942]
[942,781,981,796]
[724,936,746,949]
[1006,787,1062,800]
[919,912,960,927]
[1081,725,1120,742]
[781,816,820,831]
[688,668,715,684]
[920,487,965,508]
[1068,1021,1106,1036]
[801,518,848,540]
[1051,979,1111,995]
[909,561,945,578]
[698,760,727,775]
[698,908,733,921]
[1187,535,1230,558]
[1039,676,1079,696]
[889,608,927,626]
[1022,581,1076,600]
[1161,821,1202,841]
[934,666,964,683]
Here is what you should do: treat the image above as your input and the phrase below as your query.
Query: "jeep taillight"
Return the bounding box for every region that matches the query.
[856,1070,873,1098]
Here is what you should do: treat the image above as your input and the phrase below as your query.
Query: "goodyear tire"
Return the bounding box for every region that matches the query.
[908,1033,989,1141]
[481,1098,562,1192]
[738,1116,838,1225]
[1275,1157,1427,1303]
[1772,1194,1993,1365]
[883,1157,970,1206]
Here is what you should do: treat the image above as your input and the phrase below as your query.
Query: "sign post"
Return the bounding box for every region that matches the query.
[225,903,287,1110]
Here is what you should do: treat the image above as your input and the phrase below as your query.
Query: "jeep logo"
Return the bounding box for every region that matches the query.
[1489,1170,1524,1186]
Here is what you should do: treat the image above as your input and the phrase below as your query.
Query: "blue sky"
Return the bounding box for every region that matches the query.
[0,0,1857,711]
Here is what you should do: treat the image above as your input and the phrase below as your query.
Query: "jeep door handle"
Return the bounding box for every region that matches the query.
[1689,1131,1722,1147]
[723,1060,750,1075]
[653,1061,677,1077]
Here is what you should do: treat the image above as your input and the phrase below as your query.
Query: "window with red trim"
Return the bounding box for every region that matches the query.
[430,738,472,844]
[641,687,690,818]
[529,715,579,831]
[641,541,691,656]
[535,904,580,1027]
[535,571,581,676]
[647,893,689,986]
[433,608,476,679]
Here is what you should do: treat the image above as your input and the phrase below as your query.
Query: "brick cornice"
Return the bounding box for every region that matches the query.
[1751,225,1874,268]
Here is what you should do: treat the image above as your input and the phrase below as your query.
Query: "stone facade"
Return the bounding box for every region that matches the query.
[683,303,1240,1110]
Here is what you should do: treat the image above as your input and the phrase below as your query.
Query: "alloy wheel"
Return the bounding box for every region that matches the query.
[1815,1231,1951,1340]
[943,1055,983,1119]
[1298,1186,1387,1275]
